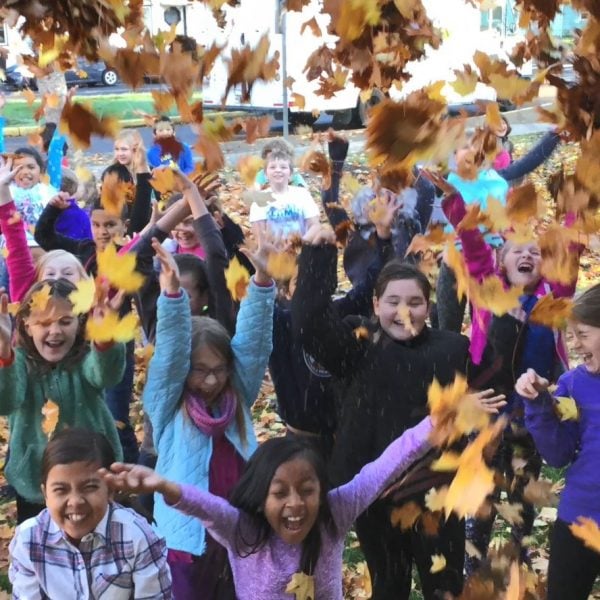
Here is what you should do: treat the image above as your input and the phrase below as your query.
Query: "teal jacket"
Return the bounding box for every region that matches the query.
[144,282,275,556]
[0,345,125,503]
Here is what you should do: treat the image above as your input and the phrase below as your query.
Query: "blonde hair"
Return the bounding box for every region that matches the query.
[36,250,89,282]
[113,130,146,169]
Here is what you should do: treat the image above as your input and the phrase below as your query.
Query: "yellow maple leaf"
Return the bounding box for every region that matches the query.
[96,244,145,294]
[570,517,600,553]
[224,256,250,302]
[267,252,298,280]
[394,0,420,19]
[450,65,479,97]
[150,167,177,195]
[86,311,139,344]
[285,572,315,600]
[390,501,422,530]
[470,275,523,317]
[41,399,59,438]
[431,451,461,472]
[485,102,503,131]
[555,396,578,421]
[237,156,264,187]
[444,243,470,302]
[425,486,448,513]
[395,305,417,337]
[529,294,572,329]
[68,279,96,315]
[7,302,19,317]
[430,553,447,574]
[29,284,52,313]
[482,197,510,231]
[336,0,381,42]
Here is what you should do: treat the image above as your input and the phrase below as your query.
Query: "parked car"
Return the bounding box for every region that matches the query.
[2,59,118,90]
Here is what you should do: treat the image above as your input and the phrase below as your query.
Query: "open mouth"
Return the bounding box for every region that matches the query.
[45,340,65,349]
[517,262,534,274]
[65,513,87,523]
[283,516,304,532]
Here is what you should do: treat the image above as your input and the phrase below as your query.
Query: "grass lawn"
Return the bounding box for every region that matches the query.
[2,90,204,128]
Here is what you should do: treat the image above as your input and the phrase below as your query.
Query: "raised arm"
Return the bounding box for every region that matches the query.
[0,160,35,302]
[518,368,580,467]
[328,417,433,531]
[33,196,86,256]
[496,131,560,183]
[127,170,153,238]
[81,342,126,389]
[291,228,367,378]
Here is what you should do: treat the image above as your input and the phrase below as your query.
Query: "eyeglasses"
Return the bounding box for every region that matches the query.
[190,365,229,380]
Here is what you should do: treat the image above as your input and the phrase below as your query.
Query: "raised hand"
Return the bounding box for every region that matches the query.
[369,189,402,239]
[421,168,457,197]
[0,157,22,204]
[302,223,336,246]
[471,388,507,414]
[515,368,550,400]
[152,237,180,295]
[0,294,13,359]
[239,229,279,286]
[49,192,71,210]
[99,463,182,505]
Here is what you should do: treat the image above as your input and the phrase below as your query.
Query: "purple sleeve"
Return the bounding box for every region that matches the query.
[0,202,36,302]
[173,483,241,550]
[524,371,580,467]
[327,418,433,532]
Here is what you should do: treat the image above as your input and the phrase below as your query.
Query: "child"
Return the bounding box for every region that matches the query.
[113,130,147,180]
[491,116,514,171]
[101,416,435,599]
[147,115,194,175]
[9,428,171,599]
[0,280,125,523]
[249,150,320,239]
[437,129,562,332]
[254,137,307,189]
[516,283,600,600]
[55,167,93,240]
[141,235,274,598]
[437,175,579,574]
[291,226,474,599]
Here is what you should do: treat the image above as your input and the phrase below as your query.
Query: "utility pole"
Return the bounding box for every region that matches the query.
[280,0,289,138]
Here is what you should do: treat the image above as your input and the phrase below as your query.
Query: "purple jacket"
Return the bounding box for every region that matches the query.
[54,199,92,241]
[525,365,600,524]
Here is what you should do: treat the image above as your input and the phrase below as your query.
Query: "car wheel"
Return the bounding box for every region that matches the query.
[102,69,118,86]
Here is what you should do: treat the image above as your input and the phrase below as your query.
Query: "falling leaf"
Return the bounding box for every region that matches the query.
[495,502,524,526]
[395,305,416,336]
[86,311,139,343]
[465,539,482,559]
[300,150,331,190]
[101,172,135,217]
[570,517,600,553]
[150,167,177,195]
[96,244,145,294]
[506,182,542,223]
[421,511,441,537]
[195,132,225,173]
[470,276,523,317]
[300,16,322,37]
[59,100,120,150]
[291,93,306,110]
[485,102,503,131]
[522,478,558,507]
[243,115,271,144]
[238,156,264,187]
[353,326,369,340]
[483,197,511,232]
[334,0,381,42]
[450,64,478,97]
[29,284,52,313]
[430,553,446,574]
[555,396,578,421]
[267,252,297,280]
[285,572,314,600]
[225,256,250,302]
[529,294,572,328]
[151,90,175,113]
[68,279,96,315]
[390,501,422,530]
[393,0,420,19]
[41,399,59,438]
[424,486,448,512]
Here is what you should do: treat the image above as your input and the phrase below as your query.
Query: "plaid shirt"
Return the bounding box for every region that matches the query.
[9,503,172,599]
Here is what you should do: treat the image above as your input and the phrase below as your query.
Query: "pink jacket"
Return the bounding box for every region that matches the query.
[0,202,36,302]
[442,192,577,367]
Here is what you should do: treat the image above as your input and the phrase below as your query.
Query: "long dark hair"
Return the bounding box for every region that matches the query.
[15,279,88,373]
[228,436,336,575]
[572,283,600,327]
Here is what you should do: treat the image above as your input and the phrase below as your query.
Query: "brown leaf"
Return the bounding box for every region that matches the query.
[300,150,331,190]
[390,501,422,530]
[101,172,134,216]
[59,100,120,150]
[300,16,322,37]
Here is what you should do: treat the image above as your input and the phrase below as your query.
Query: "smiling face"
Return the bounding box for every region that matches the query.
[265,157,292,192]
[42,461,111,546]
[568,321,600,374]
[172,216,200,250]
[186,344,230,404]
[38,254,84,285]
[501,242,542,292]
[14,155,42,189]
[264,456,321,545]
[91,209,125,251]
[25,298,80,363]
[373,278,429,341]
[113,140,133,166]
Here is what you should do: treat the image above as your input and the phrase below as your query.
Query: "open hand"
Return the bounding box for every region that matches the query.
[370,189,402,239]
[49,192,71,210]
[471,388,507,414]
[239,229,279,285]
[0,156,22,191]
[515,368,549,400]
[152,238,180,295]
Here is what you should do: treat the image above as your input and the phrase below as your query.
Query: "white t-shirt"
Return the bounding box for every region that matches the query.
[248,186,319,238]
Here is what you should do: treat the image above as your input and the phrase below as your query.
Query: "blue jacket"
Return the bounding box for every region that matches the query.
[144,282,275,555]
[147,142,194,175]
